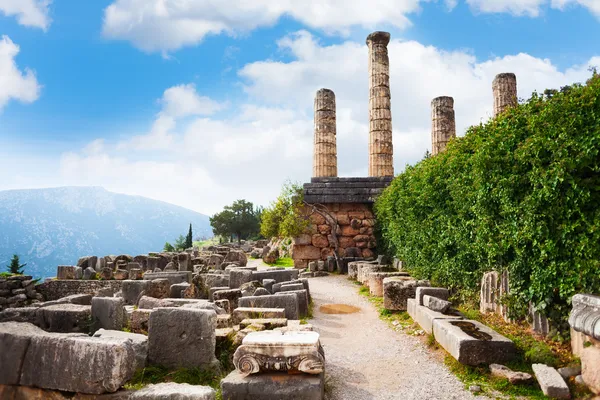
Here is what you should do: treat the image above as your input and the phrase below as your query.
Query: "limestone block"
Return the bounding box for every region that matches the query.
[232,307,286,325]
[480,270,509,320]
[91,297,125,332]
[569,294,600,340]
[215,299,231,314]
[383,278,429,311]
[489,364,533,384]
[280,283,304,292]
[293,245,321,261]
[239,293,300,320]
[128,268,143,280]
[143,271,192,286]
[253,288,270,296]
[214,289,243,311]
[415,287,449,306]
[145,278,170,299]
[239,281,263,297]
[279,289,309,318]
[224,250,248,267]
[0,306,38,324]
[35,304,92,333]
[177,253,192,272]
[233,331,324,377]
[423,295,451,314]
[170,282,190,298]
[368,272,410,296]
[582,344,600,394]
[230,269,254,289]
[240,318,288,330]
[93,328,148,371]
[130,308,153,333]
[263,279,276,294]
[83,267,97,280]
[121,280,150,305]
[57,266,77,280]
[114,269,128,280]
[433,319,516,365]
[532,364,571,399]
[148,307,218,369]
[221,370,324,400]
[208,254,224,269]
[99,267,114,280]
[217,314,233,329]
[411,301,461,334]
[252,269,298,284]
[0,322,137,394]
[131,382,215,399]
[209,286,229,301]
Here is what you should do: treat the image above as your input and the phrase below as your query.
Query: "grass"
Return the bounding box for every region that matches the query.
[265,257,295,268]
[193,237,219,248]
[300,300,315,324]
[124,365,223,394]
[0,272,14,278]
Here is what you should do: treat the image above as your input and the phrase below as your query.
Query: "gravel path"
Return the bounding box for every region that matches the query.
[308,274,476,400]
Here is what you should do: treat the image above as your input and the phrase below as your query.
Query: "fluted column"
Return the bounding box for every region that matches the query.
[313,88,337,177]
[367,31,394,177]
[431,96,456,155]
[492,73,517,117]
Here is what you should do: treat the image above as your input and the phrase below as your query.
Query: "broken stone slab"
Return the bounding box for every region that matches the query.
[262,279,276,294]
[91,297,126,332]
[148,307,218,369]
[279,289,309,319]
[232,307,286,325]
[221,370,324,400]
[489,364,533,384]
[233,331,324,375]
[83,267,97,280]
[238,293,300,320]
[408,299,462,334]
[240,318,288,330]
[280,283,304,292]
[229,269,254,289]
[145,279,171,299]
[240,281,264,297]
[273,279,311,301]
[251,269,299,284]
[36,304,92,333]
[213,288,243,311]
[35,293,93,307]
[0,306,38,323]
[57,266,77,280]
[581,344,600,395]
[433,319,516,365]
[121,280,150,305]
[93,328,148,371]
[130,308,153,333]
[215,299,231,314]
[415,287,450,306]
[299,272,314,279]
[558,366,582,380]
[209,286,230,301]
[130,382,216,399]
[128,268,143,280]
[170,282,190,298]
[532,364,571,399]
[0,322,137,394]
[114,269,129,280]
[143,271,192,285]
[423,295,452,313]
[368,271,410,297]
[217,314,233,329]
[383,278,430,311]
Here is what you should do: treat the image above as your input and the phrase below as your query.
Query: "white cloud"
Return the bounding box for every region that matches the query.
[551,0,600,16]
[466,0,546,16]
[160,84,224,118]
[0,0,52,30]
[0,35,41,110]
[102,0,424,53]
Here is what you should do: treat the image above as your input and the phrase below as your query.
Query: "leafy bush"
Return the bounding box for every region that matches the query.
[375,73,600,332]
[260,182,308,238]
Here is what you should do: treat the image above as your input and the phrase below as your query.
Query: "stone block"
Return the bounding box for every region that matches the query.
[93,329,148,371]
[83,267,97,280]
[130,308,153,333]
[57,266,77,280]
[128,268,143,280]
[170,282,190,298]
[121,280,150,305]
[36,304,92,333]
[480,270,509,320]
[433,319,516,365]
[280,283,304,292]
[131,382,215,399]
[214,289,243,311]
[232,307,286,325]
[239,318,288,330]
[368,272,410,297]
[230,269,254,289]
[415,287,449,306]
[233,331,324,375]
[148,307,218,369]
[383,278,429,311]
[145,279,170,299]
[238,293,300,320]
[215,299,231,314]
[143,271,192,285]
[423,295,451,313]
[209,286,230,301]
[532,364,571,399]
[411,301,461,334]
[0,322,137,394]
[251,270,298,284]
[293,245,321,261]
[489,364,533,384]
[91,297,125,332]
[262,279,276,294]
[582,344,600,394]
[221,370,324,400]
[224,250,248,267]
[279,289,309,318]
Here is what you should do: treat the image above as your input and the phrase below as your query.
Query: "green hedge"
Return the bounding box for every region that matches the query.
[375,73,600,336]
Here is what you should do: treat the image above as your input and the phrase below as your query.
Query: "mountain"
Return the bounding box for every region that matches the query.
[0,187,212,279]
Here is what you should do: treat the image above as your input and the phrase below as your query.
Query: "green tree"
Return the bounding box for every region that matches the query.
[260,182,308,239]
[6,254,26,275]
[174,235,187,250]
[185,224,193,249]
[210,200,261,243]
[163,242,175,252]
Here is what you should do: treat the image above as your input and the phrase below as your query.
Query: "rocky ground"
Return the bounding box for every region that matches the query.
[308,274,476,400]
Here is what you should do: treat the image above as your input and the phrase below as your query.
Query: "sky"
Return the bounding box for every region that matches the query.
[0,0,598,216]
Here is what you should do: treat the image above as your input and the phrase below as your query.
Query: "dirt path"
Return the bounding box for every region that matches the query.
[308,274,476,400]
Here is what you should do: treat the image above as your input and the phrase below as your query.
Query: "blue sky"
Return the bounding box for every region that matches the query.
[0,0,598,214]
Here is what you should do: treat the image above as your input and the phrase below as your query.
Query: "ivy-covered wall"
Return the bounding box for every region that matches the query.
[375,73,600,335]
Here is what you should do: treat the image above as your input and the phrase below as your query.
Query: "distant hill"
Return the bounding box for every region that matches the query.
[0,187,212,279]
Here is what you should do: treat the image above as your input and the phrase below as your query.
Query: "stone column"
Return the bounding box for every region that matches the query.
[431,96,456,155]
[313,88,337,177]
[492,73,517,117]
[367,31,394,177]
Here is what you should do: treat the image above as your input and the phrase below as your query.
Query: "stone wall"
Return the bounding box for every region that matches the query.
[36,280,124,301]
[293,203,377,268]
[0,275,41,311]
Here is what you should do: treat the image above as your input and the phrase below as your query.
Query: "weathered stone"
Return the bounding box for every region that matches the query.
[225,250,248,267]
[230,269,254,289]
[239,318,288,330]
[128,268,143,280]
[293,245,320,261]
[299,272,314,279]
[148,308,218,369]
[383,278,429,311]
[233,331,324,376]
[145,278,170,299]
[221,370,324,400]
[114,269,128,280]
[416,287,450,306]
[177,253,192,272]
[532,364,571,399]
[558,366,582,380]
[130,382,216,399]
[130,308,153,334]
[408,299,462,334]
[121,280,150,305]
[423,295,451,314]
[253,288,271,296]
[208,254,224,269]
[252,269,298,284]
[433,319,516,366]
[209,286,229,301]
[214,289,243,311]
[36,304,92,333]
[217,314,233,329]
[93,329,148,371]
[0,322,137,394]
[170,282,190,298]
[240,281,264,297]
[183,284,201,299]
[493,72,518,117]
[57,266,77,280]
[368,272,410,296]
[100,267,114,280]
[83,267,97,280]
[238,293,300,320]
[569,294,600,340]
[489,364,533,384]
[581,344,600,394]
[262,279,276,294]
[215,299,231,314]
[143,271,192,285]
[0,306,38,323]
[280,283,304,292]
[232,307,286,325]
[480,270,509,320]
[91,297,125,332]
